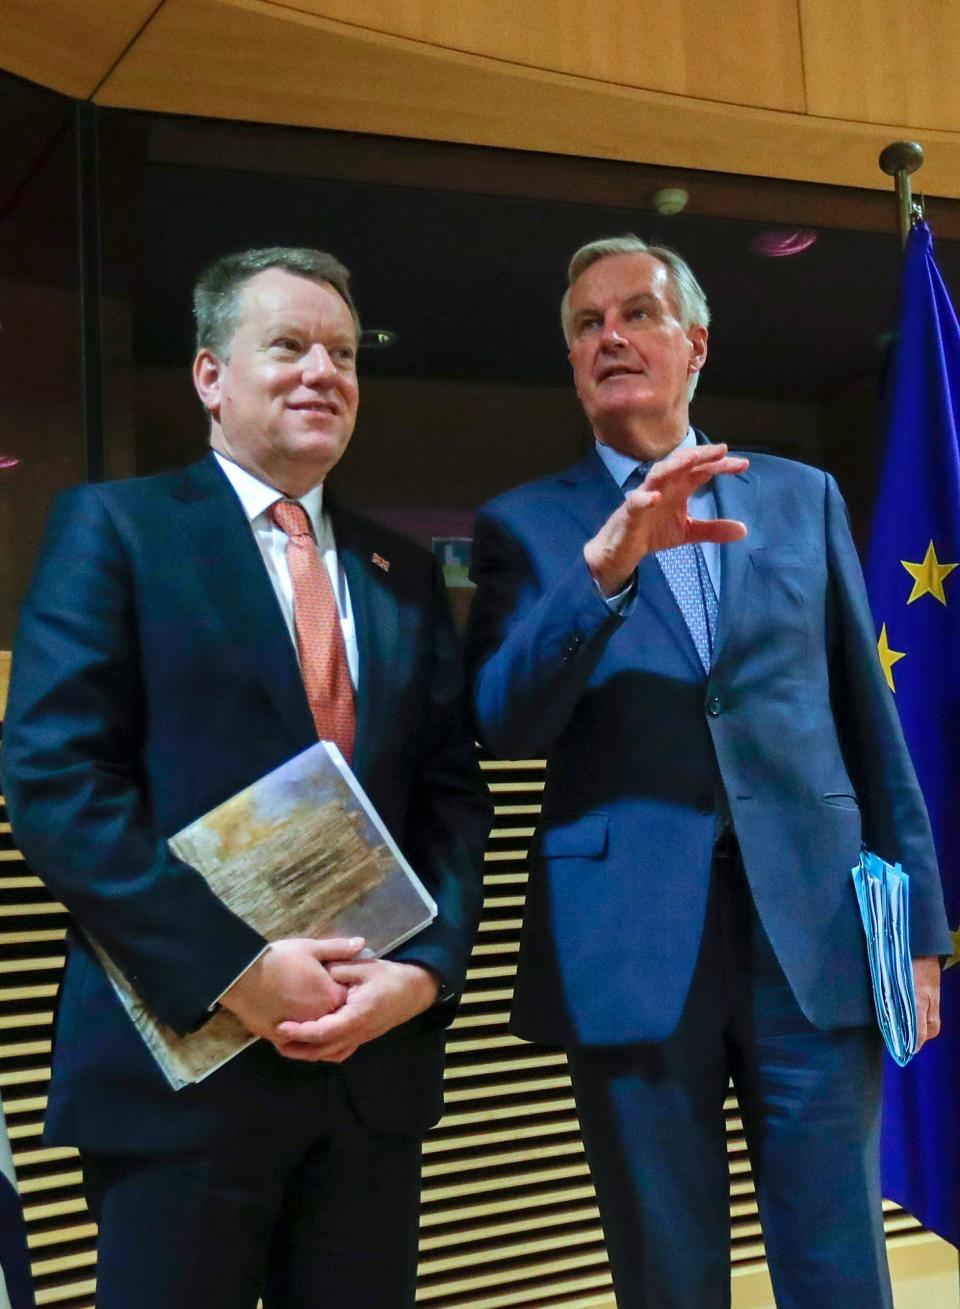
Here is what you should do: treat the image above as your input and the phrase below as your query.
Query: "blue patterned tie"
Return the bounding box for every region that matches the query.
[624,462,719,672]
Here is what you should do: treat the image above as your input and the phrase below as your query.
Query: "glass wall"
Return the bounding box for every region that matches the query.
[0,72,84,646]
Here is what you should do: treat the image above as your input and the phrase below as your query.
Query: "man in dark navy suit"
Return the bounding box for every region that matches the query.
[3,247,489,1309]
[465,235,950,1307]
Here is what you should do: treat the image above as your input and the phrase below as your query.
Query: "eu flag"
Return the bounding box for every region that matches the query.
[866,220,960,1247]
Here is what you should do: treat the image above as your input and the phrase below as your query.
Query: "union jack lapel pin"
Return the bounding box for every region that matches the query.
[371,552,391,572]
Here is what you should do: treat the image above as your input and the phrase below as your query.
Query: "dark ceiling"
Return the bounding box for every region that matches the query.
[131,160,960,401]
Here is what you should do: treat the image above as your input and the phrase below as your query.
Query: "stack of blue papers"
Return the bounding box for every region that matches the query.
[851,849,918,1066]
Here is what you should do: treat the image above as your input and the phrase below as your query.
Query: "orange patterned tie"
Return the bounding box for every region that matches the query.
[269,499,356,763]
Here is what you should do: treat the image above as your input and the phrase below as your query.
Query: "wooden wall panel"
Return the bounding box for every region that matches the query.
[93,0,960,198]
[0,0,161,100]
[800,0,960,133]
[292,0,805,113]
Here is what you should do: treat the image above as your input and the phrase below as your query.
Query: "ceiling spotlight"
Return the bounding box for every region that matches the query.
[0,455,20,470]
[360,329,398,349]
[751,229,818,258]
[651,187,689,216]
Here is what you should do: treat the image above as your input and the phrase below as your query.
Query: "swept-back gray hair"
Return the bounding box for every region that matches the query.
[193,247,361,358]
[560,234,710,398]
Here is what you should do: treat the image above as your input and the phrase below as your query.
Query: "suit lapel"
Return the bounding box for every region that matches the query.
[170,454,316,747]
[560,450,705,674]
[555,450,625,538]
[711,464,754,667]
[326,497,395,785]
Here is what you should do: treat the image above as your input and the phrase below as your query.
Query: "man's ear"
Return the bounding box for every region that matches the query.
[193,349,223,417]
[687,325,708,378]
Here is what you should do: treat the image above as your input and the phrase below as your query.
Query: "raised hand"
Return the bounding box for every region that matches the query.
[584,443,749,596]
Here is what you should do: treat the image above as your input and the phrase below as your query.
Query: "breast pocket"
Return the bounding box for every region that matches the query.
[748,547,821,660]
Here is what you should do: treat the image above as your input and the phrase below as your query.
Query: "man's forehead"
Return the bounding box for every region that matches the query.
[234,270,356,335]
[570,252,672,307]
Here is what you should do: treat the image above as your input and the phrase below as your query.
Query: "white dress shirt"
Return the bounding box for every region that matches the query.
[214,452,359,687]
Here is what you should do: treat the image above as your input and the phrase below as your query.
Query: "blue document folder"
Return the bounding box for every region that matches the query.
[851,849,918,1067]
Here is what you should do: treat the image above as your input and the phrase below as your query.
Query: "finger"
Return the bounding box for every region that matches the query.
[327,963,372,985]
[272,1040,330,1062]
[277,1036,359,1063]
[687,518,748,544]
[277,1009,365,1044]
[303,937,366,962]
[623,488,662,513]
[648,456,748,492]
[915,995,929,1050]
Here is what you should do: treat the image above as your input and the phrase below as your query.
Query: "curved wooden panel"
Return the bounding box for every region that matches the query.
[290,0,805,113]
[93,0,960,198]
[0,0,161,99]
[801,0,960,133]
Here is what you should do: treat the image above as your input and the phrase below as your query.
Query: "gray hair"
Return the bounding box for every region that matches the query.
[560,235,710,397]
[193,247,361,358]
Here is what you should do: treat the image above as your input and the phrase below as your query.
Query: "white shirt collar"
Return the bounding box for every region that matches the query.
[213,451,325,535]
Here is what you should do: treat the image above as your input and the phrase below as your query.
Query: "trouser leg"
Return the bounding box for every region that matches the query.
[83,1066,424,1309]
[82,1147,284,1309]
[263,1073,422,1309]
[566,870,734,1309]
[724,853,892,1309]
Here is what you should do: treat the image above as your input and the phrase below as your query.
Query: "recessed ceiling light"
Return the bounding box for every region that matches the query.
[751,229,818,258]
[0,455,20,470]
[360,329,398,349]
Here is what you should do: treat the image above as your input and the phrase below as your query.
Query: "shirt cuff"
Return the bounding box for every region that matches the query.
[592,573,637,615]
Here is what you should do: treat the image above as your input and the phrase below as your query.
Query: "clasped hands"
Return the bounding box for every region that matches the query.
[584,442,750,595]
[220,937,439,1064]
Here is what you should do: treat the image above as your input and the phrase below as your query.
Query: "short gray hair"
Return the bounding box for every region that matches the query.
[193,247,361,358]
[560,236,711,397]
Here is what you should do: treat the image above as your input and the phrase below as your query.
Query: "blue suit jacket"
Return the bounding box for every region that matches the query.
[2,454,490,1151]
[466,446,951,1047]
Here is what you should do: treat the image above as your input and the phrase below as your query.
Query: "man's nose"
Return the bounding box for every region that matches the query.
[301,343,336,381]
[599,316,627,348]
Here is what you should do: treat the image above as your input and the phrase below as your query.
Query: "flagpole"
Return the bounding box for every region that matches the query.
[879,141,925,249]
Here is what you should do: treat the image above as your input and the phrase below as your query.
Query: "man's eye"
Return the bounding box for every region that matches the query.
[628,308,648,321]
[272,338,301,352]
[334,347,356,364]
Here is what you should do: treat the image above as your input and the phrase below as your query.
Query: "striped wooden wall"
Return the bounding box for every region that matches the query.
[0,657,928,1308]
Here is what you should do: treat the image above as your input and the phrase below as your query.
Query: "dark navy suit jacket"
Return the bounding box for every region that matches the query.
[2,453,490,1151]
[466,446,951,1047]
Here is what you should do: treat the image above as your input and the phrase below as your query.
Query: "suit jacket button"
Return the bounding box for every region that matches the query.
[706,695,722,717]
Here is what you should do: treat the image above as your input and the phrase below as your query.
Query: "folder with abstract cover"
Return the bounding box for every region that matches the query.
[92,742,437,1090]
[851,849,918,1067]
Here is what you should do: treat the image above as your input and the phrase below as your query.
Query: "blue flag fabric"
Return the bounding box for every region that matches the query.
[866,220,960,1248]
[0,1094,35,1309]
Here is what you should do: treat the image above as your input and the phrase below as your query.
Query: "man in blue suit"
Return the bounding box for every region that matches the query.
[465,235,951,1307]
[2,247,489,1308]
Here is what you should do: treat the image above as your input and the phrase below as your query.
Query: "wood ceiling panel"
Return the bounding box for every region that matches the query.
[800,0,960,132]
[289,0,805,113]
[94,0,960,198]
[0,0,163,99]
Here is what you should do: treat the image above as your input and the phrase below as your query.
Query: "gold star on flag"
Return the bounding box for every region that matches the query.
[877,624,906,692]
[901,541,958,605]
[946,929,960,971]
